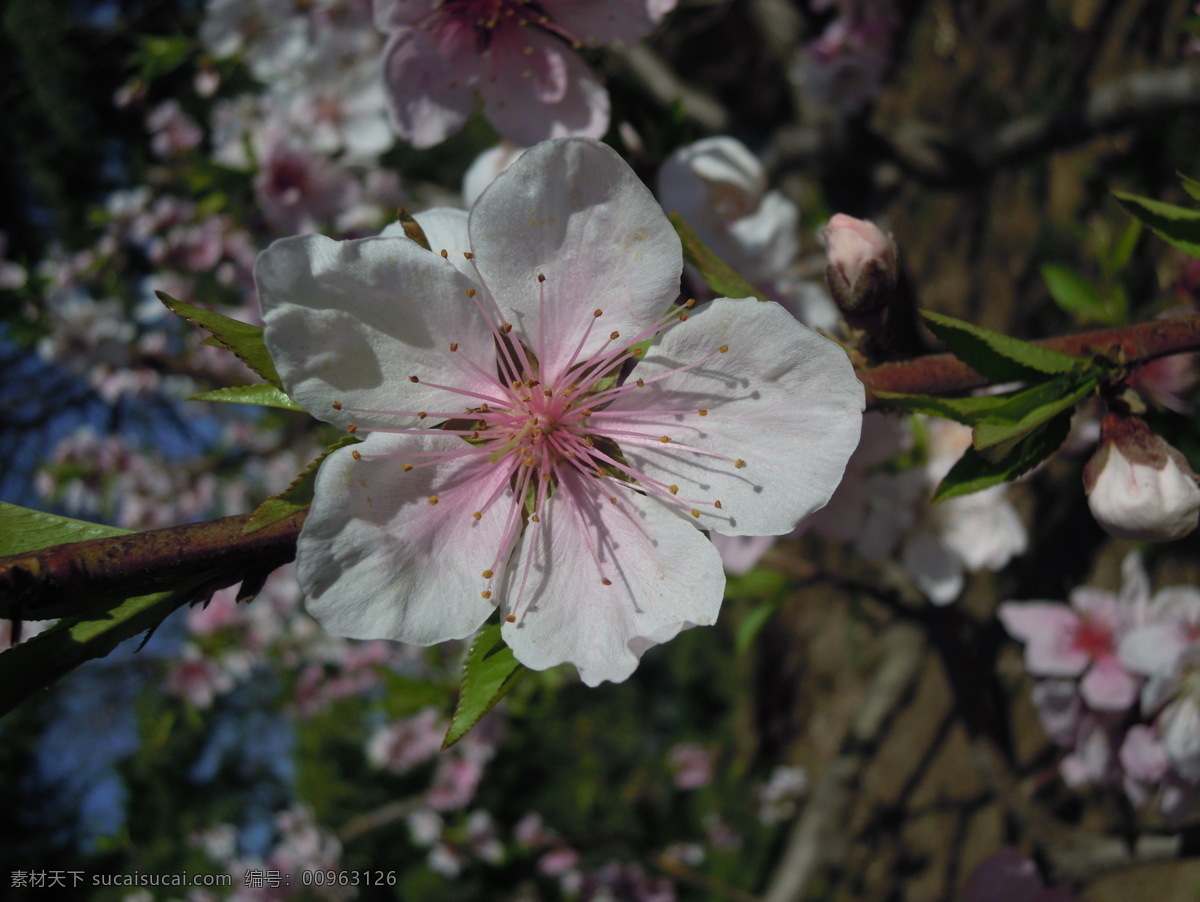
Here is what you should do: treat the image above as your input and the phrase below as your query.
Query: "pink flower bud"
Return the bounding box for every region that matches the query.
[822,213,897,321]
[1083,413,1200,541]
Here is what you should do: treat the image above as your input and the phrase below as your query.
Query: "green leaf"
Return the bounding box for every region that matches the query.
[1112,190,1200,259]
[971,372,1098,456]
[0,502,128,555]
[669,213,767,302]
[0,585,198,718]
[0,504,203,717]
[1178,173,1200,205]
[243,436,359,535]
[734,597,779,656]
[158,292,285,389]
[190,384,303,411]
[443,622,525,749]
[922,310,1090,381]
[933,411,1073,501]
[1040,264,1111,323]
[873,390,1016,425]
[134,34,192,82]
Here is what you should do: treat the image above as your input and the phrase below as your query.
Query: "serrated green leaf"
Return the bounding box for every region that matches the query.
[158,292,284,389]
[190,384,303,411]
[0,585,198,718]
[0,502,128,555]
[244,436,359,535]
[933,411,1072,501]
[0,504,207,717]
[1112,190,1200,259]
[873,390,1016,424]
[922,311,1090,381]
[670,213,767,302]
[971,372,1098,455]
[1040,264,1111,322]
[443,622,525,749]
[1180,173,1200,204]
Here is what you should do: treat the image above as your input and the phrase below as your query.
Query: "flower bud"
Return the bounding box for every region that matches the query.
[1083,413,1200,542]
[822,214,897,324]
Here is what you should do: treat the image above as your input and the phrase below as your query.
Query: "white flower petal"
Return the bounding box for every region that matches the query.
[257,234,496,429]
[382,208,479,281]
[601,298,864,536]
[298,433,512,644]
[381,27,477,148]
[902,528,963,604]
[501,467,724,686]
[468,137,680,384]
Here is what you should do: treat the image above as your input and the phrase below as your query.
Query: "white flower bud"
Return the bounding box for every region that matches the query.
[821,213,897,323]
[1083,413,1200,542]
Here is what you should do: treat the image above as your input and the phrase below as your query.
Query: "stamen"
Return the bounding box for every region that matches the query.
[428,496,439,505]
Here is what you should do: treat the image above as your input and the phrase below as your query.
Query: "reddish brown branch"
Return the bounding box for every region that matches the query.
[859,313,1200,405]
[0,510,306,620]
[4,316,1199,618]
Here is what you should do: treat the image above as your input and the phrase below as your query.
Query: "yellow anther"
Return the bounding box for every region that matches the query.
[684,298,696,308]
[466,289,476,297]
[440,249,448,258]
[609,331,619,340]
[428,496,439,505]
[351,450,362,460]
[719,345,729,353]
[501,323,512,333]
[668,485,679,495]
[464,251,474,259]
[593,308,602,317]
[482,569,494,579]
[402,464,413,471]
[472,511,482,520]
[659,436,671,443]
[450,342,459,352]
[690,509,700,518]
[714,500,723,510]
[679,313,688,322]
[734,459,746,469]
[636,378,644,387]
[505,614,516,622]
[347,424,357,434]
[332,401,343,410]
[481,590,492,599]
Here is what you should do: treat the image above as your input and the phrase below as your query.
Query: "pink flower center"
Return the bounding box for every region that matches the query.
[1070,617,1115,661]
[334,264,744,622]
[418,0,576,51]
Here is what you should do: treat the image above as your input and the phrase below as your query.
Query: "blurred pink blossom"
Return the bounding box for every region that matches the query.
[376,0,676,147]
